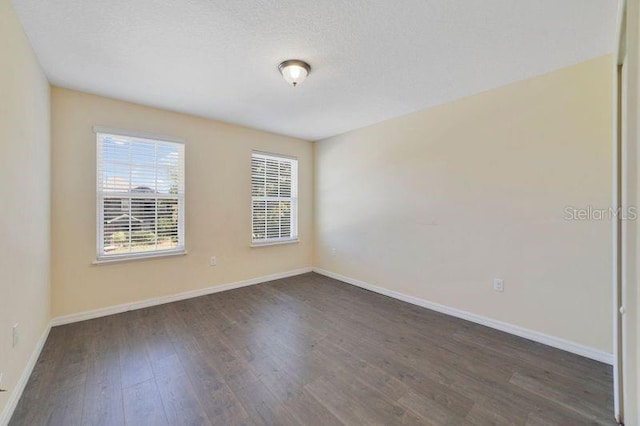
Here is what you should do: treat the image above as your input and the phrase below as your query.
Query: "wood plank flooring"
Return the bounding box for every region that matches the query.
[10,272,615,425]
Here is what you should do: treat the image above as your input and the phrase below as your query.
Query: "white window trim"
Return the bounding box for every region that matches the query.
[251,151,298,246]
[93,126,185,144]
[92,249,187,265]
[251,238,300,248]
[95,127,186,262]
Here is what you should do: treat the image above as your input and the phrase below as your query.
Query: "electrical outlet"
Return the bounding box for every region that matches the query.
[210,256,217,266]
[330,248,337,257]
[12,323,19,347]
[493,278,504,292]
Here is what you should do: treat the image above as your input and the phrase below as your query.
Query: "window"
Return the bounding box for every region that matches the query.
[251,152,298,245]
[96,129,185,260]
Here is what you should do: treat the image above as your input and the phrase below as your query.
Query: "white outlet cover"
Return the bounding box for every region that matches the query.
[493,279,504,292]
[210,256,216,266]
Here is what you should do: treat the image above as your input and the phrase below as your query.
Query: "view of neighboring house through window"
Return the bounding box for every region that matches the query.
[251,151,298,245]
[96,130,185,259]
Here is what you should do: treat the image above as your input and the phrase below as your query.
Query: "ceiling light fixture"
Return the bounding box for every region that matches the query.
[278,60,311,87]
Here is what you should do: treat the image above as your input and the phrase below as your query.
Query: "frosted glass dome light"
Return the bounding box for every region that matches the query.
[278,60,311,87]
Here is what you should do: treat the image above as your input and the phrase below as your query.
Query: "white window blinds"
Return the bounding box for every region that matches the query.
[251,152,298,244]
[96,131,185,260]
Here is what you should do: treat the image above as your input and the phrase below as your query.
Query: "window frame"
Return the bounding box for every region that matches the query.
[250,150,299,247]
[94,126,186,263]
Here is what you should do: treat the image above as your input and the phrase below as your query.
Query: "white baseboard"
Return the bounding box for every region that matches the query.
[0,324,51,426]
[313,268,614,365]
[50,267,313,327]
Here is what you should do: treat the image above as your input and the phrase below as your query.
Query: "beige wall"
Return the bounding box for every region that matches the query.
[315,55,613,353]
[51,88,313,317]
[0,0,51,418]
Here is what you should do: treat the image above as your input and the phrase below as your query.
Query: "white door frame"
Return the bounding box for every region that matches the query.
[613,0,627,423]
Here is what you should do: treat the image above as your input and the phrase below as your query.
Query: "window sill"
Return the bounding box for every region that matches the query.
[93,249,187,265]
[251,239,299,248]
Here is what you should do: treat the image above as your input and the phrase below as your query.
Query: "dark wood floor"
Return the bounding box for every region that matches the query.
[11,272,615,426]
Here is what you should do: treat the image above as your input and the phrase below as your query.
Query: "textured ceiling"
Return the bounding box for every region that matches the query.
[12,0,617,140]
